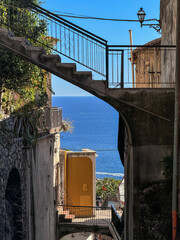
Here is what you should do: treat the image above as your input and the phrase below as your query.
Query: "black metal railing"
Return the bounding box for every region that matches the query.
[58,204,112,225]
[0,1,176,88]
[111,204,124,237]
[108,45,176,88]
[0,0,107,77]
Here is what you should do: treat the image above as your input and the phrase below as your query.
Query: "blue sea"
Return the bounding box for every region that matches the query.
[52,96,124,179]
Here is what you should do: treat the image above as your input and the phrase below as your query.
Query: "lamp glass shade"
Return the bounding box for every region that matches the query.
[137,7,146,24]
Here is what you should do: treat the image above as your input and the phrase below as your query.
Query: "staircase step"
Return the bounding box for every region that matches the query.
[24,46,45,55]
[73,71,92,80]
[64,214,75,223]
[59,210,69,215]
[40,53,61,63]
[56,206,63,212]
[58,210,70,222]
[56,62,76,71]
[58,210,70,220]
[0,28,14,39]
[10,37,30,46]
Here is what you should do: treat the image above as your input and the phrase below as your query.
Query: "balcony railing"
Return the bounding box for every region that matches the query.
[58,204,112,225]
[108,45,176,88]
[57,204,124,239]
[39,107,62,133]
[111,204,124,237]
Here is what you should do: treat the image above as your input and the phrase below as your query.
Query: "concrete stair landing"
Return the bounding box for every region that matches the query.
[57,206,75,223]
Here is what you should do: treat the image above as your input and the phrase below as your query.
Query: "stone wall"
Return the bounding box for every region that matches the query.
[0,119,27,240]
[0,117,58,240]
[160,0,177,86]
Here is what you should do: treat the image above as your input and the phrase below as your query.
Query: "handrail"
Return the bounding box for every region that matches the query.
[108,45,176,48]
[111,204,124,237]
[30,3,108,45]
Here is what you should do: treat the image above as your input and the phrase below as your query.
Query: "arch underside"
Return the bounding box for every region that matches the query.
[57,223,112,239]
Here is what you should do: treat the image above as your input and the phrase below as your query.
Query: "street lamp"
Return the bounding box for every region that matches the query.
[137,7,146,27]
[137,7,161,33]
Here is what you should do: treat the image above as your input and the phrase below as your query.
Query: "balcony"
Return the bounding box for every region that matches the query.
[108,41,176,88]
[56,204,123,240]
[39,107,62,134]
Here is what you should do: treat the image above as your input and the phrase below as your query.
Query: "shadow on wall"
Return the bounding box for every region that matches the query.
[5,168,23,240]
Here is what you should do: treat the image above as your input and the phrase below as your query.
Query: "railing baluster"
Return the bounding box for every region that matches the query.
[106,45,109,87]
[117,51,119,85]
[112,51,114,85]
[60,25,62,52]
[64,26,66,55]
[69,27,70,57]
[121,50,124,88]
[82,37,84,64]
[86,37,88,66]
[77,34,79,61]
[55,23,57,51]
[73,31,75,59]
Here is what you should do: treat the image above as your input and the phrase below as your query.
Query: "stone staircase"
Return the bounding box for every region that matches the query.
[56,206,75,223]
[0,28,111,99]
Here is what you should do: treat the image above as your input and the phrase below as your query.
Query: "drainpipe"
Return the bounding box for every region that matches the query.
[172,1,180,239]
[56,163,59,204]
[129,30,135,88]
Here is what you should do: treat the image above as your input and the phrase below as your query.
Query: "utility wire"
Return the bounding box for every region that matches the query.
[0,3,158,23]
[48,9,158,22]
[60,147,118,151]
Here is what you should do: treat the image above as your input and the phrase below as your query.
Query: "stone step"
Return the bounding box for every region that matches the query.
[56,62,76,71]
[0,28,13,39]
[10,37,30,46]
[56,206,63,212]
[58,210,70,221]
[64,214,75,223]
[40,53,61,63]
[73,71,92,80]
[73,71,92,76]
[59,210,69,215]
[23,46,45,56]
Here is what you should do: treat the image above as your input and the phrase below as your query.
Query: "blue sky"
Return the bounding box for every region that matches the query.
[42,0,160,96]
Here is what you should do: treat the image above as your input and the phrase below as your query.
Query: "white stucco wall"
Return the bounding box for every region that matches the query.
[26,135,57,240]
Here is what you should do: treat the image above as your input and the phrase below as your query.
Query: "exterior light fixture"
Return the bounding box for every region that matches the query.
[137,7,146,27]
[137,7,161,33]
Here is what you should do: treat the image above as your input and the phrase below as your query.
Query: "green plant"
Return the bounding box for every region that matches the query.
[0,0,55,144]
[0,0,52,115]
[139,154,173,239]
[96,177,120,200]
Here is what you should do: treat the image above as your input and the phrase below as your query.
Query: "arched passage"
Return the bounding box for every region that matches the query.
[5,168,23,240]
[61,232,112,240]
[57,223,112,239]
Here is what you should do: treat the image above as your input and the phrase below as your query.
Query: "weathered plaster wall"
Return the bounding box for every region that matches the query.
[26,135,56,240]
[53,133,61,204]
[100,89,174,240]
[160,0,177,86]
